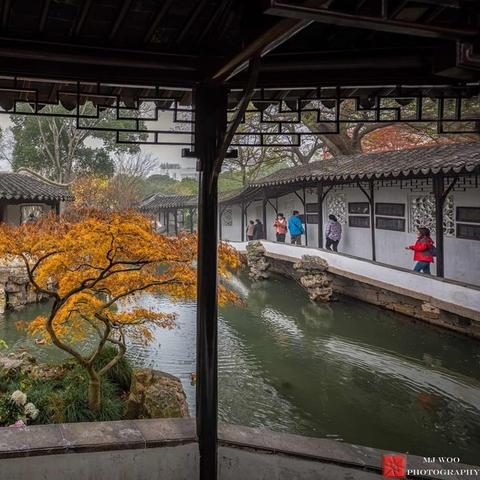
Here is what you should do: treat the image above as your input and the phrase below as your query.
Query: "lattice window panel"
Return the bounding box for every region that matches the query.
[20,205,44,224]
[222,208,233,227]
[326,193,346,224]
[409,194,454,236]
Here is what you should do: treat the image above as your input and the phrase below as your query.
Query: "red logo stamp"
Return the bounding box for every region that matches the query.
[383,454,407,478]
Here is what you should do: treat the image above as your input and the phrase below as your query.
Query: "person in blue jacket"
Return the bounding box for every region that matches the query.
[288,210,304,245]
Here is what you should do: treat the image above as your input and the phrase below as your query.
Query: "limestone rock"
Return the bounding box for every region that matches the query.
[294,255,332,302]
[125,368,189,420]
[293,255,328,273]
[245,241,270,281]
[0,288,6,314]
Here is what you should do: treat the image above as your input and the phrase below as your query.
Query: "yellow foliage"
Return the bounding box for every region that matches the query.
[0,210,240,356]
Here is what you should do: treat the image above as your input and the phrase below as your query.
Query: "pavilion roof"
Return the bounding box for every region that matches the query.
[0,169,72,202]
[248,142,480,187]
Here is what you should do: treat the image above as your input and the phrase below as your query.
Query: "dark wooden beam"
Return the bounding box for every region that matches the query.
[2,0,11,29]
[39,0,51,33]
[196,0,232,44]
[317,183,323,248]
[211,17,312,82]
[176,0,208,45]
[143,0,172,44]
[265,0,478,39]
[0,38,198,71]
[108,0,134,41]
[70,0,92,37]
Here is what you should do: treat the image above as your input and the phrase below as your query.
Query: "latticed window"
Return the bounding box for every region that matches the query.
[222,208,233,226]
[20,205,44,224]
[326,193,346,224]
[409,194,455,236]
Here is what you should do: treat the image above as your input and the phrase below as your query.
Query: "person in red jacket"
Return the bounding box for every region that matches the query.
[405,227,435,274]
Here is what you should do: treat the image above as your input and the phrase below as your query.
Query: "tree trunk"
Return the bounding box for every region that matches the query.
[87,369,101,411]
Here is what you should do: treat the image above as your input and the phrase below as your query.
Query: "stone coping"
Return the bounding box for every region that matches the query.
[218,424,480,480]
[0,419,478,479]
[0,418,196,459]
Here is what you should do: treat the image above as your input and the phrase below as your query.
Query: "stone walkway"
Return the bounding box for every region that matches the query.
[230,241,480,322]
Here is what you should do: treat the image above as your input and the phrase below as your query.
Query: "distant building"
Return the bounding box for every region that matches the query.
[158,162,199,181]
[0,169,72,225]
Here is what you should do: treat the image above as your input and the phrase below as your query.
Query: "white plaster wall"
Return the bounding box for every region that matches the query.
[5,203,54,225]
[324,188,372,259]
[445,189,480,286]
[373,187,422,271]
[221,204,243,241]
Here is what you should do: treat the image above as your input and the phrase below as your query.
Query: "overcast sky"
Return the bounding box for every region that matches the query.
[0,112,197,174]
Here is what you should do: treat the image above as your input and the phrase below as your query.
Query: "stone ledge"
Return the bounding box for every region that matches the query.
[218,424,480,480]
[0,418,196,459]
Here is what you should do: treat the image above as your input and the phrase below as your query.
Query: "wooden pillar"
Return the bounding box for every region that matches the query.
[433,174,445,277]
[218,207,223,240]
[189,208,194,233]
[241,203,245,241]
[174,208,178,236]
[195,84,227,480]
[369,180,376,262]
[166,210,170,235]
[317,183,323,248]
[262,197,267,240]
[303,186,308,246]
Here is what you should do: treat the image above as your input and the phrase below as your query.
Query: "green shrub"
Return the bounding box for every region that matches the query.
[93,346,132,392]
[59,368,124,423]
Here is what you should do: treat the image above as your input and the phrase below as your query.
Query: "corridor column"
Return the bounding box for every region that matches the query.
[195,84,228,480]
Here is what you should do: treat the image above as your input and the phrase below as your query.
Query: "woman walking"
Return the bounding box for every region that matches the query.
[246,220,255,241]
[406,227,435,274]
[273,213,288,242]
[325,214,342,252]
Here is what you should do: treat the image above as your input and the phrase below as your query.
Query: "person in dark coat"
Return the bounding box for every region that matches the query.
[253,219,264,240]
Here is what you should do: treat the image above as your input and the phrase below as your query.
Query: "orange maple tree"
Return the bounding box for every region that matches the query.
[0,211,240,410]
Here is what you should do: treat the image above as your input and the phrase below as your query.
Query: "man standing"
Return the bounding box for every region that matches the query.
[288,210,304,245]
[273,213,288,242]
[325,214,342,252]
[253,218,265,240]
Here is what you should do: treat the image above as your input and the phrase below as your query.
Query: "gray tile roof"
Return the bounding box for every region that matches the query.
[249,142,480,187]
[139,194,197,211]
[0,170,72,201]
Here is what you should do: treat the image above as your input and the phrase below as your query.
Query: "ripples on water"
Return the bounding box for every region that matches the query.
[1,272,480,464]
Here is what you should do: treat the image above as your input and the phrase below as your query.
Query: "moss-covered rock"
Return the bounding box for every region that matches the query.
[125,368,189,419]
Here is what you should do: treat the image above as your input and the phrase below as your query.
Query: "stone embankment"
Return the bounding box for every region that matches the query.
[0,259,47,313]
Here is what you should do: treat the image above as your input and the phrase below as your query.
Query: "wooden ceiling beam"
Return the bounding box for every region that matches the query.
[143,0,172,44]
[2,0,11,29]
[39,0,51,33]
[108,0,134,41]
[211,17,313,83]
[70,0,92,37]
[265,0,478,39]
[176,0,208,45]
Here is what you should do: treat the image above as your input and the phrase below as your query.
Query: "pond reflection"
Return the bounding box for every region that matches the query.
[0,272,479,464]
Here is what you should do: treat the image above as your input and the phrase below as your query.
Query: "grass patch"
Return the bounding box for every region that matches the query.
[0,351,132,426]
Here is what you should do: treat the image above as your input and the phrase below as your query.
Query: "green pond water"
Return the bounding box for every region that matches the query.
[1,272,480,464]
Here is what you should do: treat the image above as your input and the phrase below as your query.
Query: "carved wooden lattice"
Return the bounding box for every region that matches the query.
[409,195,455,236]
[326,192,346,225]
